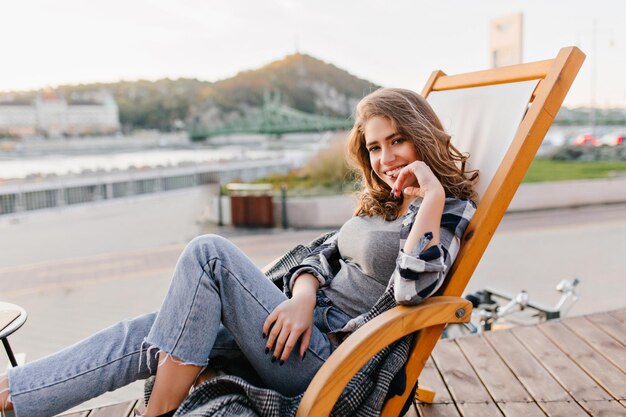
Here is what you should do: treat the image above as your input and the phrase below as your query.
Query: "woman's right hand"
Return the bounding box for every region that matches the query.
[263,273,319,363]
[391,160,444,199]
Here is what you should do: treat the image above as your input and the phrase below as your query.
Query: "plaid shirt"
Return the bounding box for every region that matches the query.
[162,197,476,417]
[283,197,476,317]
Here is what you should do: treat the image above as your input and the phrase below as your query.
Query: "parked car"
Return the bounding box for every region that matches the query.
[573,133,599,146]
[599,132,625,146]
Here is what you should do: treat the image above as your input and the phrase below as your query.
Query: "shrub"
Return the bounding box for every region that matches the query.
[250,134,360,194]
[549,145,626,161]
[300,136,357,187]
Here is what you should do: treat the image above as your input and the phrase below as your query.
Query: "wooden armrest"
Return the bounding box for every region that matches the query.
[296,296,471,417]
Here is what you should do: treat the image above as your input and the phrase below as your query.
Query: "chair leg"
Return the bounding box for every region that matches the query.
[2,338,18,367]
[415,386,436,403]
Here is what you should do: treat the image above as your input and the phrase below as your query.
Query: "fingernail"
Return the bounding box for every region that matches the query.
[279,360,285,366]
[265,347,270,354]
[271,356,277,363]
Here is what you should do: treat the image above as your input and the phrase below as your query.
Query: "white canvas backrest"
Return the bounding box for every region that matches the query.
[427,80,538,202]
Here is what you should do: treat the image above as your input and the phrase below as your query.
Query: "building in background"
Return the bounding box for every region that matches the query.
[0,91,120,138]
[0,99,38,137]
[490,13,523,68]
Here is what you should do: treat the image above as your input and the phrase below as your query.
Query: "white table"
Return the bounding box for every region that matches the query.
[0,302,28,367]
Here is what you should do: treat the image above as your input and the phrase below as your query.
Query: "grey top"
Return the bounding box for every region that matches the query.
[323,215,404,317]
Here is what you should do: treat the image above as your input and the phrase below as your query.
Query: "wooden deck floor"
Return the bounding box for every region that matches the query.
[61,308,626,417]
[417,308,626,417]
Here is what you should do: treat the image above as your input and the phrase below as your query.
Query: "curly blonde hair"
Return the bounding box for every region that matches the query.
[347,88,478,220]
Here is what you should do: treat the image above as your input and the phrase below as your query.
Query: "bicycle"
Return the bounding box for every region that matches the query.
[442,278,580,338]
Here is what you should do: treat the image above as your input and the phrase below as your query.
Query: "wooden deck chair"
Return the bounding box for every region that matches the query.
[296,46,586,417]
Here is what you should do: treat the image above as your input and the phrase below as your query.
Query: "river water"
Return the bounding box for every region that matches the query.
[0,132,333,181]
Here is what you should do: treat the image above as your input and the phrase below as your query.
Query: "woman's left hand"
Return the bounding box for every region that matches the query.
[391,161,444,198]
[263,293,316,363]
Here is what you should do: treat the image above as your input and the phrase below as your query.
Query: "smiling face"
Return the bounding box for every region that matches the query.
[364,116,420,189]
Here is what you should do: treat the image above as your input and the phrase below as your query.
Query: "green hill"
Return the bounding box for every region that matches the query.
[211,53,377,115]
[3,53,378,133]
[189,53,378,134]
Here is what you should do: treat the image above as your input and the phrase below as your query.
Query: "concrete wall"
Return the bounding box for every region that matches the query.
[205,194,357,228]
[275,194,358,228]
[507,178,626,212]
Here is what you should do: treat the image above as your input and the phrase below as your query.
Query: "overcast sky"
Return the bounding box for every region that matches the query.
[1,0,624,107]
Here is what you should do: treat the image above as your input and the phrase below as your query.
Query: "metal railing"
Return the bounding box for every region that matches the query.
[0,159,293,216]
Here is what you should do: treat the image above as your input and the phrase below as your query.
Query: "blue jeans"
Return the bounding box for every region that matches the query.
[7,235,352,417]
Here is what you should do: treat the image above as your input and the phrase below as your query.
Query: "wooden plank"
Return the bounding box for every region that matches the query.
[457,402,504,417]
[430,340,493,403]
[418,356,453,403]
[530,80,545,102]
[417,403,462,417]
[562,316,626,373]
[578,400,626,416]
[421,70,446,97]
[539,401,590,417]
[608,308,626,323]
[87,399,137,417]
[586,312,626,345]
[512,326,613,402]
[484,330,571,402]
[416,387,436,404]
[496,402,546,417]
[538,321,626,400]
[456,334,532,402]
[431,60,552,91]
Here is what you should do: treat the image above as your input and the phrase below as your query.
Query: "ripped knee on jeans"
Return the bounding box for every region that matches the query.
[139,340,206,375]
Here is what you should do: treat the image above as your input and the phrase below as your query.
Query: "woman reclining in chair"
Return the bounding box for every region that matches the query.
[0,88,477,417]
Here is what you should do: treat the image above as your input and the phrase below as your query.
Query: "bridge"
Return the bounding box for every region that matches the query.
[189,92,353,140]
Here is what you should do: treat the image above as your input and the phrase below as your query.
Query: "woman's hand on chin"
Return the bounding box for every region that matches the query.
[391,161,444,199]
[263,293,316,363]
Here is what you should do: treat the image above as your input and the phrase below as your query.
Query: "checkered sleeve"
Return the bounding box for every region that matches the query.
[392,198,475,305]
[282,232,340,297]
